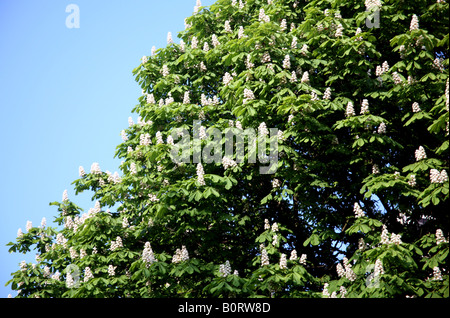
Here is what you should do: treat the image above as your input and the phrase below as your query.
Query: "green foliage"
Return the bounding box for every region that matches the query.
[6,0,448,298]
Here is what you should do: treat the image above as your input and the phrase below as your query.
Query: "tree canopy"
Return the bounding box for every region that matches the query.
[7,0,449,298]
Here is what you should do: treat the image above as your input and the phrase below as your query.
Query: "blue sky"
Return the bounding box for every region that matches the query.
[0,0,215,298]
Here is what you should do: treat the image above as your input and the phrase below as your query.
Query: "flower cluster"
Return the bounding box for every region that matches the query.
[353,202,365,218]
[172,246,189,263]
[197,163,206,186]
[412,102,421,113]
[110,236,123,251]
[90,162,102,174]
[84,267,94,282]
[436,229,448,244]
[323,87,332,100]
[360,99,369,114]
[410,14,419,31]
[219,260,232,277]
[142,242,156,266]
[282,55,291,69]
[223,72,233,86]
[243,88,255,104]
[222,157,237,170]
[258,8,270,23]
[261,248,270,266]
[381,225,402,245]
[415,146,427,161]
[430,169,448,184]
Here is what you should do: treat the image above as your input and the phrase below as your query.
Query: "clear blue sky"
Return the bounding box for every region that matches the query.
[0,0,215,298]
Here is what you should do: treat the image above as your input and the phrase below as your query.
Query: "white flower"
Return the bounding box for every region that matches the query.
[161,65,170,77]
[243,88,255,104]
[148,194,159,202]
[408,174,416,187]
[353,202,365,218]
[290,71,297,83]
[79,166,86,177]
[156,131,164,145]
[264,219,270,230]
[20,260,27,272]
[280,19,287,31]
[141,55,148,64]
[390,233,402,245]
[258,8,270,23]
[199,126,207,140]
[238,26,245,39]
[219,260,232,277]
[272,178,281,188]
[322,283,330,298]
[392,71,403,85]
[412,102,421,113]
[142,242,156,266]
[377,122,386,134]
[140,133,151,146]
[410,14,419,31]
[212,34,220,47]
[337,263,346,277]
[222,157,237,170]
[300,44,308,56]
[203,41,210,52]
[261,248,270,266]
[62,190,69,202]
[346,102,355,117]
[415,146,427,161]
[122,217,129,228]
[146,93,155,104]
[191,36,198,49]
[282,55,291,69]
[271,222,279,232]
[372,164,380,175]
[199,61,207,71]
[197,163,206,186]
[301,71,309,83]
[433,267,443,281]
[335,23,344,37]
[130,162,137,175]
[355,27,363,41]
[261,52,271,63]
[84,267,94,282]
[167,32,173,44]
[108,265,116,276]
[245,54,254,69]
[110,236,123,251]
[69,247,78,259]
[223,72,233,86]
[361,99,370,114]
[290,250,298,261]
[279,254,287,269]
[224,20,232,33]
[26,220,33,232]
[258,122,269,137]
[430,169,448,184]
[181,245,189,261]
[17,228,23,238]
[311,91,319,101]
[374,259,384,277]
[343,257,357,281]
[90,162,101,174]
[299,254,307,265]
[323,87,332,100]
[436,229,448,244]
[121,130,128,142]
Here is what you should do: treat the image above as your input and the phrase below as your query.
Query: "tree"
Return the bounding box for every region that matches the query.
[7,0,449,298]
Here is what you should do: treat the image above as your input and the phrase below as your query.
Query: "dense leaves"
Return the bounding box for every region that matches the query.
[7,0,448,298]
